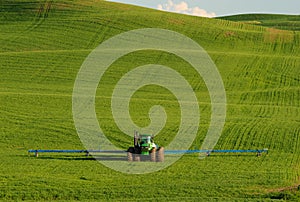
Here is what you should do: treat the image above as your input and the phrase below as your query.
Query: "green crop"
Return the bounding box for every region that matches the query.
[0,0,300,201]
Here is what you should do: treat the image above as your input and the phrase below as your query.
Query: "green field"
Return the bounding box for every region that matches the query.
[1,0,300,201]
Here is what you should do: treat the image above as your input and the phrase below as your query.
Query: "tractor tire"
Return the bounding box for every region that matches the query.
[127,152,133,162]
[150,148,156,162]
[157,147,164,162]
[127,147,134,162]
[134,154,140,162]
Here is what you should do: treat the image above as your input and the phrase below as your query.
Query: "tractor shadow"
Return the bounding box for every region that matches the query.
[205,154,265,158]
[28,155,128,161]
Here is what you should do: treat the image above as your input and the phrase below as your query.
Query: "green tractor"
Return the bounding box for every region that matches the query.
[127,131,164,162]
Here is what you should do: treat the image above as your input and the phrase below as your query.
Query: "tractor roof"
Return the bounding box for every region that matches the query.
[140,134,152,137]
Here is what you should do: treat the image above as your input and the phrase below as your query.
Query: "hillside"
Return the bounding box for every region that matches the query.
[1,0,300,201]
[219,13,300,31]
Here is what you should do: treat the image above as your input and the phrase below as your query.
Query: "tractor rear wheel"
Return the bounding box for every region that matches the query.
[127,147,134,162]
[150,148,156,162]
[127,152,133,161]
[157,147,164,162]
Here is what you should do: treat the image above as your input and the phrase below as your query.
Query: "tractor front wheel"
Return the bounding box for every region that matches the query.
[134,154,140,162]
[150,148,156,162]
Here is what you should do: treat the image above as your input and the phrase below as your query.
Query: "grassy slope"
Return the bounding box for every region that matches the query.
[218,13,300,31]
[1,0,300,201]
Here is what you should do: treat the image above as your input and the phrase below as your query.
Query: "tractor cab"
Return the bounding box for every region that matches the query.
[138,134,154,155]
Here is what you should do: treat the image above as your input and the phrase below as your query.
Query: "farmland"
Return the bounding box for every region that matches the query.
[1,0,300,201]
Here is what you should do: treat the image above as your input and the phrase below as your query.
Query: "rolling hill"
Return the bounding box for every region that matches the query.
[1,0,300,201]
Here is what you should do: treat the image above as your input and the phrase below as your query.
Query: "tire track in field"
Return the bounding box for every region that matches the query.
[26,0,53,32]
[1,107,75,137]
[1,47,299,59]
[2,1,53,51]
[1,90,300,114]
[239,88,300,107]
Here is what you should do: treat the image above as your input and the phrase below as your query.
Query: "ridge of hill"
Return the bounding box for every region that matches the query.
[218,13,300,31]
